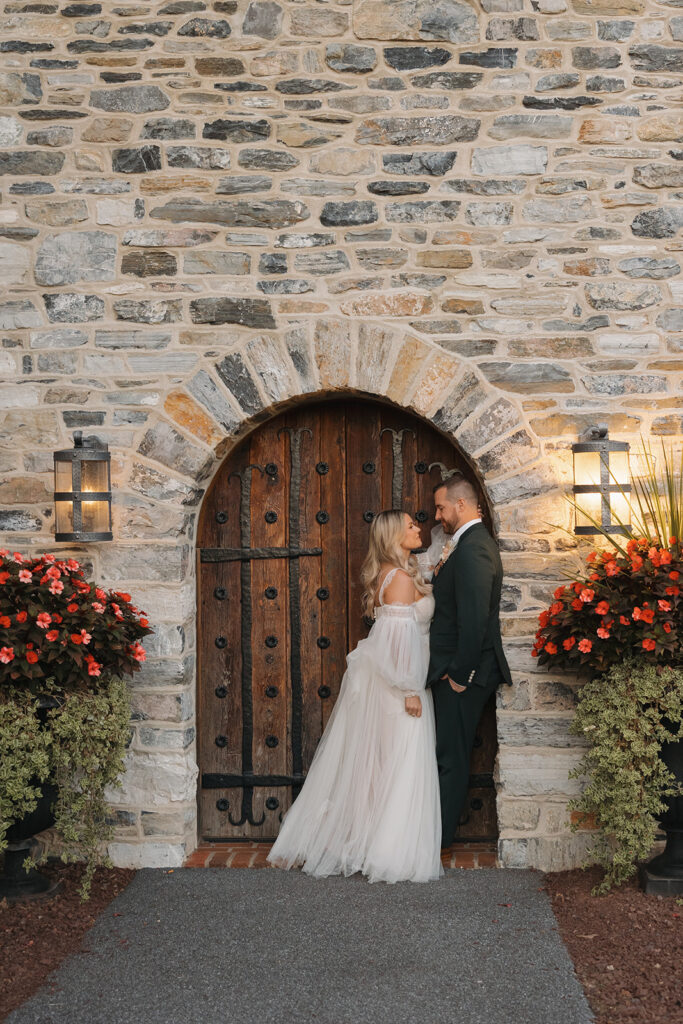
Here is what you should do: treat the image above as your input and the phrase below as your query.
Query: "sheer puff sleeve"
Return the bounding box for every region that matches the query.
[351,606,429,694]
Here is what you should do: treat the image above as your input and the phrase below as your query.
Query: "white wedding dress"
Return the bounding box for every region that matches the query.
[267,569,443,883]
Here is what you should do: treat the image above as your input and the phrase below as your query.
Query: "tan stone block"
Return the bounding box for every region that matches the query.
[433,228,498,246]
[441,297,485,314]
[637,113,683,143]
[82,117,133,143]
[340,292,433,318]
[357,323,397,393]
[309,148,376,177]
[140,175,213,195]
[525,49,563,69]
[0,14,71,35]
[276,121,344,148]
[0,410,61,447]
[578,118,632,144]
[409,353,461,415]
[163,390,224,448]
[417,250,473,269]
[314,319,352,389]
[278,299,329,314]
[289,7,349,36]
[571,0,644,12]
[25,199,89,227]
[0,476,52,503]
[353,0,479,42]
[75,150,104,172]
[250,51,299,77]
[563,257,610,276]
[387,335,432,402]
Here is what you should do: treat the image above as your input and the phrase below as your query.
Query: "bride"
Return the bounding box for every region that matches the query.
[267,510,442,883]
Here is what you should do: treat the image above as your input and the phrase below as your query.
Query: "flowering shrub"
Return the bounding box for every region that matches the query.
[0,549,152,694]
[533,537,681,674]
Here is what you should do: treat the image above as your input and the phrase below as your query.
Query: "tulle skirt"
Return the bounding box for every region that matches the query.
[267,640,443,884]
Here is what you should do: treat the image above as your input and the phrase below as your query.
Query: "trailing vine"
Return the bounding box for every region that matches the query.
[569,662,683,894]
[1,676,132,899]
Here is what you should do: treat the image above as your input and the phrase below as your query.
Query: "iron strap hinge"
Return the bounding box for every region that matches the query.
[200,547,323,563]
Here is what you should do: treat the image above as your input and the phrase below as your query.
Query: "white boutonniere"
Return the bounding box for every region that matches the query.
[434,535,457,577]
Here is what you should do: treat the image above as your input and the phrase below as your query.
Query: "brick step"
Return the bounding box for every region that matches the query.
[184,842,497,870]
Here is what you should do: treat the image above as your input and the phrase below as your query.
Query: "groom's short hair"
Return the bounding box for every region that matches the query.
[434,472,478,506]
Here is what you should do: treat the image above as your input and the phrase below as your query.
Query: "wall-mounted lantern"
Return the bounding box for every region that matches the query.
[572,424,631,535]
[53,432,113,543]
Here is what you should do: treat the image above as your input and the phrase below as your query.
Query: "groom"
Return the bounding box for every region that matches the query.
[427,472,512,848]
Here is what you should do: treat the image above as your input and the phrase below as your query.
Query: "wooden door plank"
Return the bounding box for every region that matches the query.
[248,418,288,839]
[345,400,381,653]
[319,402,347,732]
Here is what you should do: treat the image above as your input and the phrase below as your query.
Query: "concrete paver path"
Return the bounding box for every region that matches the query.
[9,867,593,1024]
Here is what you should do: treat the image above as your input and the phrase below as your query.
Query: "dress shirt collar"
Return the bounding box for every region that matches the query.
[449,517,482,550]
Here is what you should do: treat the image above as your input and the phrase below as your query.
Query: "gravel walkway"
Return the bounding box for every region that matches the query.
[8,867,592,1024]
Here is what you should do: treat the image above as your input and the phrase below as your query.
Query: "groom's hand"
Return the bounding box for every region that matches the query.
[442,673,466,693]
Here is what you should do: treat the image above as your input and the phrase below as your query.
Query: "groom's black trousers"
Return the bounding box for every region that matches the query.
[432,669,502,847]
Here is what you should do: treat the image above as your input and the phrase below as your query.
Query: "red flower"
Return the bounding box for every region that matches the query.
[669,536,678,546]
[45,629,59,642]
[52,613,62,624]
[563,637,576,651]
[36,612,52,629]
[71,633,83,645]
[87,661,101,677]
[597,627,610,639]
[95,587,106,601]
[663,622,672,633]
[115,592,132,604]
[26,650,39,664]
[66,558,80,571]
[571,598,583,611]
[544,642,558,655]
[531,649,539,658]
[538,610,549,628]
[642,638,656,651]
[670,571,680,581]
[139,618,149,628]
[45,565,61,580]
[658,599,672,612]
[666,585,680,597]
[580,588,595,603]
[627,538,638,553]
[49,579,64,595]
[16,610,27,623]
[554,586,566,600]
[0,646,14,663]
[79,628,92,645]
[631,555,644,570]
[550,601,563,616]
[587,551,597,563]
[130,642,146,663]
[0,615,10,628]
[605,561,620,576]
[660,551,672,565]
[67,603,79,613]
[595,601,610,615]
[18,569,32,583]
[619,615,630,625]
[0,571,9,584]
[578,639,592,653]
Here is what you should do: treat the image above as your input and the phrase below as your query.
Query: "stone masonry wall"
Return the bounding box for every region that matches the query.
[0,0,681,870]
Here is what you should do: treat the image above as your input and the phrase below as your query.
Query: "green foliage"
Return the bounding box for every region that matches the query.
[0,676,131,900]
[569,662,683,894]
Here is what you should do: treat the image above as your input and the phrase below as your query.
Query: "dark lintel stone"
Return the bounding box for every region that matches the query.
[202,118,270,142]
[383,152,457,176]
[0,152,65,175]
[238,149,299,170]
[383,46,452,71]
[9,182,55,194]
[367,181,430,195]
[100,73,143,83]
[214,82,268,92]
[320,201,378,226]
[275,79,351,94]
[214,352,263,413]
[178,17,231,36]
[523,95,602,109]
[0,41,53,52]
[18,108,87,120]
[150,198,309,229]
[118,21,173,35]
[112,146,162,174]
[628,45,683,72]
[411,71,482,89]
[192,297,275,329]
[30,59,78,68]
[61,3,102,13]
[458,48,517,68]
[68,39,154,52]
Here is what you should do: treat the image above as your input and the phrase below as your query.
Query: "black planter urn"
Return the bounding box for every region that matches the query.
[641,727,683,896]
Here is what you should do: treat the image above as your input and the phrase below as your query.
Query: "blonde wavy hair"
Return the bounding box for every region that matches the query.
[360,509,431,619]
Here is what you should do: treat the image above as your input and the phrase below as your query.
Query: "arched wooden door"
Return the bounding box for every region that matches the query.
[197,398,498,843]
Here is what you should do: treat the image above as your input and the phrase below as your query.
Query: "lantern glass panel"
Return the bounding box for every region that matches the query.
[55,460,73,493]
[81,459,108,494]
[573,449,601,487]
[609,450,629,487]
[575,492,602,530]
[55,500,74,534]
[610,491,631,527]
[82,499,109,534]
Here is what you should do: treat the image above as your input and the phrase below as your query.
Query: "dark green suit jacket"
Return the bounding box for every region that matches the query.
[427,521,512,690]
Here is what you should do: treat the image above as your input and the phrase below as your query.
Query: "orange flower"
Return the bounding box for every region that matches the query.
[666,585,680,596]
[642,638,656,651]
[631,555,644,570]
[663,622,672,633]
[563,637,576,650]
[627,538,638,553]
[554,586,566,599]
[670,571,680,581]
[16,611,27,623]
[587,551,597,563]
[605,561,620,576]
[550,602,563,616]
[571,598,583,611]
[26,650,39,663]
[544,642,558,655]
[580,588,595,603]
[578,639,592,653]
[597,627,610,639]
[595,601,610,615]
[619,615,630,625]
[45,629,59,642]
[0,615,10,628]
[658,599,672,612]
[660,551,672,565]
[70,633,83,645]
[669,536,678,546]
[67,603,78,613]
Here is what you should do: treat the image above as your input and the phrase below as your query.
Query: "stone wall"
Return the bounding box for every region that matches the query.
[0,0,681,870]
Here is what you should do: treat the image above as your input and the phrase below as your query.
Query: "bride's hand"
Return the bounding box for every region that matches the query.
[405,695,422,718]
